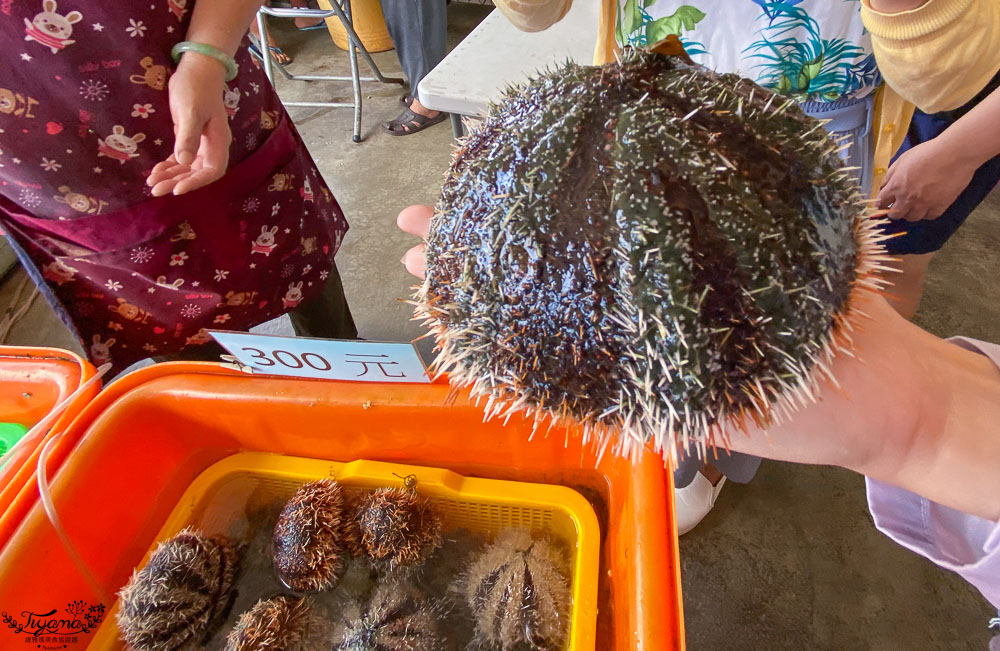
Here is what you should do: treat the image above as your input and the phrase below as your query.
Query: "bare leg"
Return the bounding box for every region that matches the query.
[700,463,724,486]
[291,0,323,29]
[883,252,935,320]
[249,8,292,64]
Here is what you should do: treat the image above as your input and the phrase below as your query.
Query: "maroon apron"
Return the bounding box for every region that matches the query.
[0,1,349,371]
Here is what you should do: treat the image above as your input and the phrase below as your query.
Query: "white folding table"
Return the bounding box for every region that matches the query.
[418,0,601,135]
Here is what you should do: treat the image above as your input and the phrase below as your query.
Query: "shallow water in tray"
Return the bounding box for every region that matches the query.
[196,495,569,650]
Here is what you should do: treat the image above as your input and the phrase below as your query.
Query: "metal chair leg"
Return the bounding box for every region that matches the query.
[324,0,403,85]
[253,5,403,142]
[256,11,275,85]
[344,0,363,143]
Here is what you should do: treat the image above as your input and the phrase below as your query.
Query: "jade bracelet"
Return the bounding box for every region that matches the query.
[171,41,239,82]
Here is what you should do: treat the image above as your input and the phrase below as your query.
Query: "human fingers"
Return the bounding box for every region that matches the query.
[397,204,433,239]
[147,162,191,187]
[171,105,204,167]
[402,243,427,279]
[150,155,180,175]
[150,170,195,197]
[171,119,230,196]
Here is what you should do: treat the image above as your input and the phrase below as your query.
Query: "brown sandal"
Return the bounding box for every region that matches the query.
[381,107,448,136]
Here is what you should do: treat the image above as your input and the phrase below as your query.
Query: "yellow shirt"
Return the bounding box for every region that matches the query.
[492,0,914,195]
[861,0,1000,113]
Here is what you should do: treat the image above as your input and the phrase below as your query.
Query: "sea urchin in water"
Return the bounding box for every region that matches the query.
[273,478,349,592]
[355,486,442,572]
[224,595,329,651]
[334,581,445,651]
[415,46,892,462]
[116,528,240,651]
[463,530,570,650]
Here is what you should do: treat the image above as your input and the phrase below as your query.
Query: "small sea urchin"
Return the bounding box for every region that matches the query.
[334,582,445,651]
[116,528,240,650]
[355,487,442,572]
[463,530,569,651]
[273,478,349,592]
[224,595,330,651]
[415,45,892,463]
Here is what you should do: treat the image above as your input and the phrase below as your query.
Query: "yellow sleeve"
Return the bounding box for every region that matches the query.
[860,0,1000,113]
[869,84,917,197]
[492,0,573,33]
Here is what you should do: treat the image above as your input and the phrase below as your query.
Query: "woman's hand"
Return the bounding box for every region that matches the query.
[146,53,232,197]
[875,138,976,222]
[398,204,433,278]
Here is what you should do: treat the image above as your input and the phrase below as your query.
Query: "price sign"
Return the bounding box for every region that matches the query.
[209,331,430,383]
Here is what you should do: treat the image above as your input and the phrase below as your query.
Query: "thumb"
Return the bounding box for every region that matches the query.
[172,108,204,167]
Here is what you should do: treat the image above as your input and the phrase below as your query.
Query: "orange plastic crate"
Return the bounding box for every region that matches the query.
[0,361,684,649]
[0,345,99,551]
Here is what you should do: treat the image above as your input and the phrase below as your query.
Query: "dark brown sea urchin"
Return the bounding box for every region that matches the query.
[273,478,349,592]
[224,595,330,651]
[416,47,892,462]
[463,530,570,650]
[355,487,442,572]
[116,528,240,651]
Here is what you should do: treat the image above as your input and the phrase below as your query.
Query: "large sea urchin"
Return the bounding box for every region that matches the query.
[463,530,570,650]
[273,478,349,592]
[116,528,241,650]
[416,46,891,461]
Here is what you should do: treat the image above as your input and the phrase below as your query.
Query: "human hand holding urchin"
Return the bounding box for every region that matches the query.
[404,47,895,466]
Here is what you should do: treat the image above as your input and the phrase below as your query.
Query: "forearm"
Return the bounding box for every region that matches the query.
[867,0,928,12]
[869,329,1000,521]
[493,0,572,32]
[185,0,265,57]
[932,86,1000,170]
[726,296,1000,521]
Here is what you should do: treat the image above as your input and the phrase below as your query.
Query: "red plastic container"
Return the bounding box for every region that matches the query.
[0,362,684,649]
[0,345,99,551]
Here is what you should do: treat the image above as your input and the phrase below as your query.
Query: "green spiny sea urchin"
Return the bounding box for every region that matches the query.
[415,47,892,462]
[355,487,442,572]
[224,595,330,651]
[333,581,445,650]
[116,528,241,650]
[463,530,570,650]
[273,478,349,592]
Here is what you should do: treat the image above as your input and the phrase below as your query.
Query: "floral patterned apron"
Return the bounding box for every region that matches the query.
[0,0,349,372]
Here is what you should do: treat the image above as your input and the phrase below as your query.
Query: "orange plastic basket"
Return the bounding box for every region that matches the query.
[0,345,99,551]
[0,361,684,649]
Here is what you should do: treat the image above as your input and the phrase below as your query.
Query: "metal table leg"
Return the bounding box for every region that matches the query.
[450,113,464,139]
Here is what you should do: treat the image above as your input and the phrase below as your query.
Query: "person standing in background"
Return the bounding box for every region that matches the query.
[0,0,357,373]
[380,0,450,134]
[862,0,1000,319]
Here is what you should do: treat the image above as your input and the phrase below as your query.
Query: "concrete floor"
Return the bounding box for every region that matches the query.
[2,7,997,649]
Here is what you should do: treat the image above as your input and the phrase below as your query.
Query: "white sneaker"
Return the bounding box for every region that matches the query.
[674,473,726,535]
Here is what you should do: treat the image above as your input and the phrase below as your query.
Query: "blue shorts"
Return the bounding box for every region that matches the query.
[880,72,1000,256]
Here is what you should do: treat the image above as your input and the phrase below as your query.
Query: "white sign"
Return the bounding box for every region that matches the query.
[209,331,430,383]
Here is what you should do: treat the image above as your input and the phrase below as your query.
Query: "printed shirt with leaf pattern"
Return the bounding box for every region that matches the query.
[616,0,880,102]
